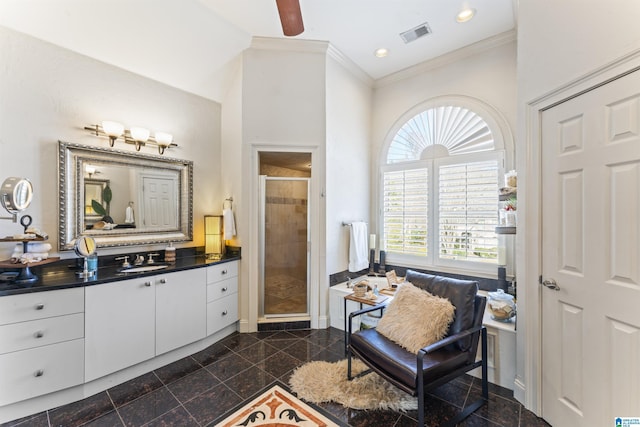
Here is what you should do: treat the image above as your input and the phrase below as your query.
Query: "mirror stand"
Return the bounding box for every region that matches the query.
[74,236,97,279]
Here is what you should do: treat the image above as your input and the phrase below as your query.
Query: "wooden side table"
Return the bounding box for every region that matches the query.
[343,293,389,354]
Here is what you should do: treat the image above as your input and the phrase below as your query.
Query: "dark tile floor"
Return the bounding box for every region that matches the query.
[2,328,551,427]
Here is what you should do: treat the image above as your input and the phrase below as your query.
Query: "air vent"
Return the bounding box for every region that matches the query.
[400,22,432,44]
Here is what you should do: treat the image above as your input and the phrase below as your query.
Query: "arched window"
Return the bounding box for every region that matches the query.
[381,100,508,273]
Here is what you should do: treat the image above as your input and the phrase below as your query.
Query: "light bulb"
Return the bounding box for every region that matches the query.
[155,131,173,155]
[101,121,124,147]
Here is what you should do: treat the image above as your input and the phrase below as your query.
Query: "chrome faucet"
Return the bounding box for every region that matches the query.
[115,256,130,268]
[147,253,159,264]
[134,254,145,266]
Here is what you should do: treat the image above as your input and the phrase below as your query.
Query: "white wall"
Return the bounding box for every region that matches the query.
[239,38,328,331]
[0,26,222,258]
[325,53,373,277]
[516,0,640,413]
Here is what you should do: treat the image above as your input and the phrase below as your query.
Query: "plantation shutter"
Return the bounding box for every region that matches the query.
[383,168,429,256]
[438,160,499,262]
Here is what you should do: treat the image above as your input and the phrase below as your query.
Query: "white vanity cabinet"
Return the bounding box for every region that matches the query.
[206,261,238,335]
[85,276,156,382]
[85,268,206,382]
[155,268,206,355]
[0,288,85,406]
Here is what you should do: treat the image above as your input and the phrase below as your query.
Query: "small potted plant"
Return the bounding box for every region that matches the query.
[502,197,516,226]
[91,184,113,224]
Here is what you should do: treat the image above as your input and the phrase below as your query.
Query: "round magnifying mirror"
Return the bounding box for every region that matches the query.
[1,177,33,214]
[74,235,97,258]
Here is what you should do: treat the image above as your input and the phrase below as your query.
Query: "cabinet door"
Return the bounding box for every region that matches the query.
[155,268,206,355]
[85,278,155,382]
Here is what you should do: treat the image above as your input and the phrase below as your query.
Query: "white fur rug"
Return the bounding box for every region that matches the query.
[289,359,418,411]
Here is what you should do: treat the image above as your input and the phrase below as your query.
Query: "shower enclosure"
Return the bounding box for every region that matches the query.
[259,176,310,318]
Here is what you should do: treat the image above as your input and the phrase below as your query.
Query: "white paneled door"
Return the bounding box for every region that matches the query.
[541,69,640,426]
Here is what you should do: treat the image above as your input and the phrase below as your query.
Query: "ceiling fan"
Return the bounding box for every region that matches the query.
[276,0,304,36]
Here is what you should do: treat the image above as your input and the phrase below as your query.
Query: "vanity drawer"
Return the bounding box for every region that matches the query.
[0,313,84,355]
[207,294,238,335]
[206,277,238,303]
[207,261,238,284]
[0,338,84,406]
[0,288,84,325]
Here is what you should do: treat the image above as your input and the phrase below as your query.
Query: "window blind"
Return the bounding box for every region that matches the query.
[383,168,429,256]
[438,160,499,262]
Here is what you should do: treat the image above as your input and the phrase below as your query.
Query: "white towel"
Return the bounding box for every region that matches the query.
[223,208,236,240]
[348,221,369,272]
[11,252,49,263]
[13,242,52,253]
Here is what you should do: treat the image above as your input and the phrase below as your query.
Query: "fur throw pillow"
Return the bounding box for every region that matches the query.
[376,282,455,353]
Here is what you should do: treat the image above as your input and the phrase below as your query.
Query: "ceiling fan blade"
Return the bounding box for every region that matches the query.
[276,0,304,37]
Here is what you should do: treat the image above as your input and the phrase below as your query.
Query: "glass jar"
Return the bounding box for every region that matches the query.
[487,289,516,322]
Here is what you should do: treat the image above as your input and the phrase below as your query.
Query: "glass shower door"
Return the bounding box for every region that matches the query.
[259,176,310,318]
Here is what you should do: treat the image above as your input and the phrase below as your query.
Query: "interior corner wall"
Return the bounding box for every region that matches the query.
[325,56,373,278]
[0,26,222,258]
[221,55,243,248]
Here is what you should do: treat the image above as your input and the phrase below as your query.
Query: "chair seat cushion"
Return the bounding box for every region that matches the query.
[350,328,469,393]
[376,282,455,353]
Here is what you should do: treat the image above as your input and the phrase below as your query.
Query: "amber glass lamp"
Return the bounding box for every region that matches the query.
[205,215,224,259]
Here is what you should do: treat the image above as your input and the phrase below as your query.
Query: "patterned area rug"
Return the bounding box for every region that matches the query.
[213,381,347,427]
[289,359,418,411]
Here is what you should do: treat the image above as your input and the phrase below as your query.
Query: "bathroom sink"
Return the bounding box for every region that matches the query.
[120,265,169,273]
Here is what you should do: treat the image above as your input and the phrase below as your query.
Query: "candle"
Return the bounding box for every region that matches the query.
[369,234,376,251]
[498,238,506,266]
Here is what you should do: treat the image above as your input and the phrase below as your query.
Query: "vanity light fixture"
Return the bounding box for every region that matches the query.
[101,121,124,147]
[155,132,173,155]
[85,165,97,178]
[456,8,476,23]
[85,122,179,155]
[130,127,150,151]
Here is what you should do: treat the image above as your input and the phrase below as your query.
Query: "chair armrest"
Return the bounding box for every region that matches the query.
[347,304,387,334]
[348,304,386,319]
[417,325,485,357]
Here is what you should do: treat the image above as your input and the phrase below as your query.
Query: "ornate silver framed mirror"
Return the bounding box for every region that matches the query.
[58,141,193,250]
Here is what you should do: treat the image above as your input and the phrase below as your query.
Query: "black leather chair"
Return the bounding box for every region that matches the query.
[347,270,488,427]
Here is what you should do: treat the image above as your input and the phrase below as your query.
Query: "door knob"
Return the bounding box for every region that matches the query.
[542,278,560,291]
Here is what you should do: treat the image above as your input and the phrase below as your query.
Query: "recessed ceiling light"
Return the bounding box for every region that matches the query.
[374,48,388,58]
[456,8,476,23]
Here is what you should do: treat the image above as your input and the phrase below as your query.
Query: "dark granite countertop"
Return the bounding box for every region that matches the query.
[0,254,240,297]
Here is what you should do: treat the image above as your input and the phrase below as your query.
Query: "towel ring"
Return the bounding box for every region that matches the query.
[223,197,233,210]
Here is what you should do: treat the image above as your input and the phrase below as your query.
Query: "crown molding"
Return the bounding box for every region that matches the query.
[250,36,329,54]
[374,29,517,89]
[326,44,374,87]
[250,37,373,87]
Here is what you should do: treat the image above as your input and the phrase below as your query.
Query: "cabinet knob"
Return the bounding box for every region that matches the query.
[221,310,228,316]
[159,279,167,284]
[144,282,152,287]
[221,287,228,292]
[221,270,227,275]
[35,303,44,310]
[34,331,44,339]
[34,369,44,377]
